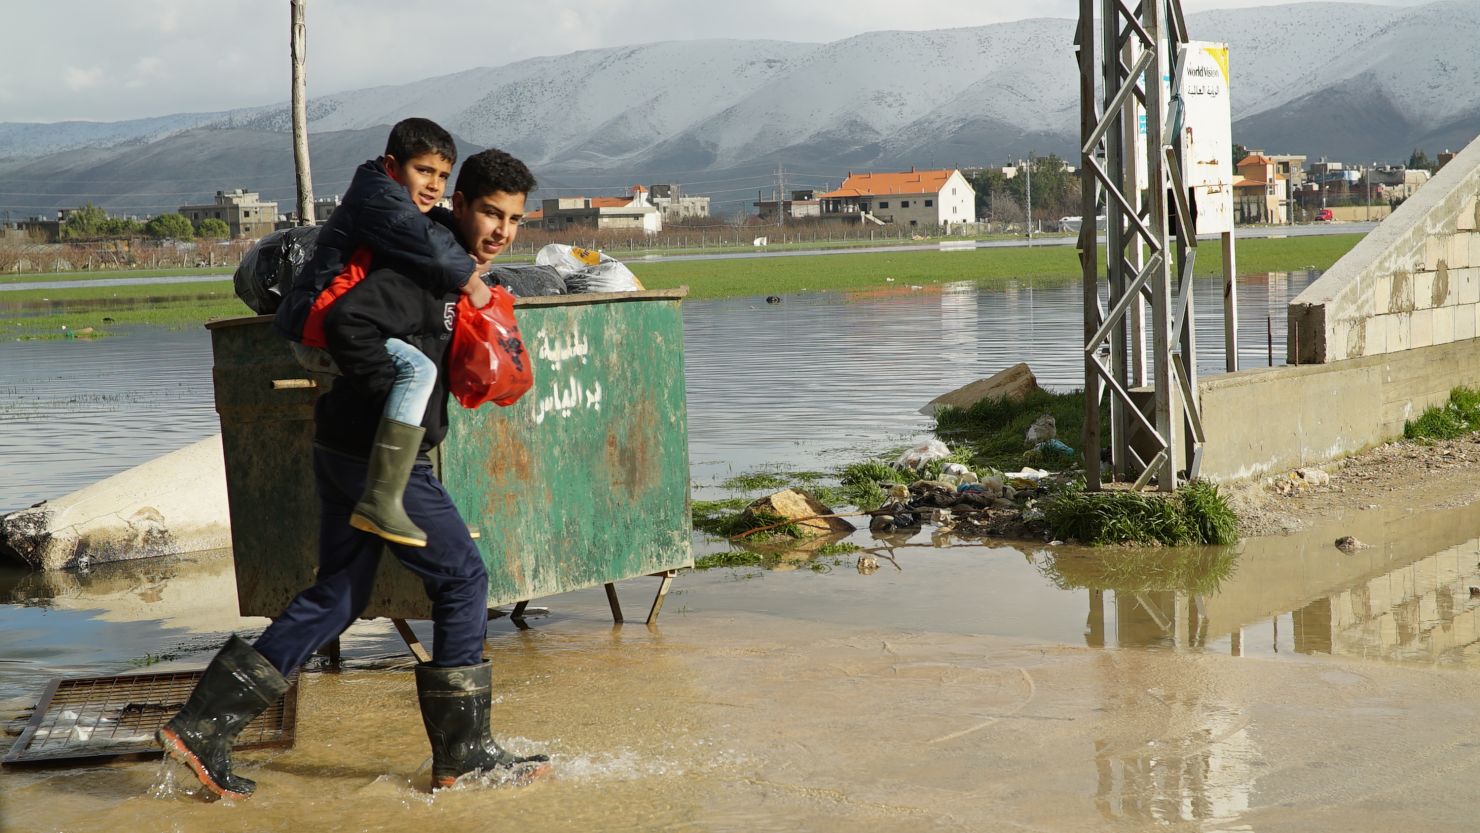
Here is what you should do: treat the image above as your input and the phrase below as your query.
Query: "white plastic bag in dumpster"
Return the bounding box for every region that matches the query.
[535,244,644,294]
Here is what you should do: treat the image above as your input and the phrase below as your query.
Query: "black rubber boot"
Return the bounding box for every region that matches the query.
[350,418,428,548]
[156,635,289,800]
[415,661,552,789]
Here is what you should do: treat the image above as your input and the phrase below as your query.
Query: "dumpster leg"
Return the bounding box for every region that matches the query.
[646,570,678,625]
[604,583,624,624]
[391,618,431,663]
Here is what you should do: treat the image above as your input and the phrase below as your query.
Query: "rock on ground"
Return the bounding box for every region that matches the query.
[920,363,1040,416]
[743,489,855,537]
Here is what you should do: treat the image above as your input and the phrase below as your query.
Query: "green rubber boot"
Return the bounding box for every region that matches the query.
[156,635,288,800]
[350,417,428,548]
[415,661,552,789]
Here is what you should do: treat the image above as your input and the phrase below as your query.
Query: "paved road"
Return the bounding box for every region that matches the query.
[0,223,1376,292]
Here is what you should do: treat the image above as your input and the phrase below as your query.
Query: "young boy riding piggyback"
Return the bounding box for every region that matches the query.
[274,118,492,548]
[158,144,548,799]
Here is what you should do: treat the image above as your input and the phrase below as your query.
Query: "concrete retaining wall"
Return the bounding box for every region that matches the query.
[1198,338,1480,481]
[1290,133,1480,364]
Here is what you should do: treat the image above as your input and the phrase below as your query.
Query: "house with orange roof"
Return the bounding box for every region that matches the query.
[527,185,662,234]
[817,168,976,228]
[1233,153,1288,224]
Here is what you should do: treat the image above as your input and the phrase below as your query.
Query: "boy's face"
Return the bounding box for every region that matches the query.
[383,152,453,213]
[452,190,526,265]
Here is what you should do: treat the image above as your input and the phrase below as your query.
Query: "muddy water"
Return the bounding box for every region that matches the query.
[7,496,1480,831]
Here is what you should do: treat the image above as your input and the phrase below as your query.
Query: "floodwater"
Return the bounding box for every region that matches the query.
[0,271,1315,514]
[11,270,1480,831]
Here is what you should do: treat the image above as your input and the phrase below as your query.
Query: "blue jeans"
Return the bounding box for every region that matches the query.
[382,338,437,426]
[293,339,436,426]
[253,446,490,674]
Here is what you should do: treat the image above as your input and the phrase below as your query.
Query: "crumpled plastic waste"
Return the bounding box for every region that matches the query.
[895,439,951,470]
[233,224,320,314]
[1033,438,1076,458]
[536,244,643,294]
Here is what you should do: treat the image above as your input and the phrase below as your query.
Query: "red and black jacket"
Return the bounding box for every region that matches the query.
[272,157,474,345]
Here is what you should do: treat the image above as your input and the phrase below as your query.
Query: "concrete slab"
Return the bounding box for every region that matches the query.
[0,435,229,571]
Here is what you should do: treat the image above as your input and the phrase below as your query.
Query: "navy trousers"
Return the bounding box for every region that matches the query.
[253,446,489,675]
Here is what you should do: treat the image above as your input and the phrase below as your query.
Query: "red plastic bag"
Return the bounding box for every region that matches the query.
[447,286,534,408]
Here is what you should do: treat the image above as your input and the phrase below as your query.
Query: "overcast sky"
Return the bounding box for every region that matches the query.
[1,0,1436,123]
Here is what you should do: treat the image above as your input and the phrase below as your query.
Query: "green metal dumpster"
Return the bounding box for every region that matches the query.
[205,288,692,622]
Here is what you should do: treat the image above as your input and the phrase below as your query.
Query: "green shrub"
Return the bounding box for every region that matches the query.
[1178,480,1239,546]
[934,389,1107,472]
[1405,386,1480,440]
[1043,479,1237,546]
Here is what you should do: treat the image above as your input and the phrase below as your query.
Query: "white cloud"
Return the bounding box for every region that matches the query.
[1,0,1441,123]
[63,66,104,92]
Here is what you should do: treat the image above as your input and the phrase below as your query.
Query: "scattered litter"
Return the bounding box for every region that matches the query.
[1033,438,1075,459]
[894,439,950,470]
[1025,414,1057,445]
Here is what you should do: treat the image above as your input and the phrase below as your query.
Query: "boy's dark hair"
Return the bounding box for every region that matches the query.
[384,117,457,165]
[454,148,537,201]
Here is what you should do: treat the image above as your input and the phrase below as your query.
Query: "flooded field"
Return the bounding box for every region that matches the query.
[0,272,1315,514]
[11,270,1480,831]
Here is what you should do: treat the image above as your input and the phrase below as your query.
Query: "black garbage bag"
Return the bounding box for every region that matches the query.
[233,225,321,314]
[480,264,566,297]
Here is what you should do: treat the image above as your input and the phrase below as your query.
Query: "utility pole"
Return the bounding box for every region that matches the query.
[291,0,315,226]
[1366,164,1372,222]
[1025,154,1033,245]
[776,164,786,228]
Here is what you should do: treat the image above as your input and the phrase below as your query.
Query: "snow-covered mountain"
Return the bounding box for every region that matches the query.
[1,1,1475,217]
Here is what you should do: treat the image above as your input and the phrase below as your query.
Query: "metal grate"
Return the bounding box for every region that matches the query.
[3,669,297,766]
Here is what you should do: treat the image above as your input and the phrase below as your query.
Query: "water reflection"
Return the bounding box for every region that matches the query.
[1041,497,1480,667]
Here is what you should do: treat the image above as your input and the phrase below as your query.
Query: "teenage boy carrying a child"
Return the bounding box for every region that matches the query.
[158,134,547,799]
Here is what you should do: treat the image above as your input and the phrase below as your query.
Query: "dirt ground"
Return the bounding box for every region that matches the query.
[1224,433,1480,539]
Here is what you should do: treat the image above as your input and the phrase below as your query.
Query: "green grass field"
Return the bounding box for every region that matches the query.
[633,234,1363,299]
[0,266,234,285]
[0,233,1362,336]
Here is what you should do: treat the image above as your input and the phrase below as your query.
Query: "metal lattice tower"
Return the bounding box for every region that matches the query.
[1077,0,1218,492]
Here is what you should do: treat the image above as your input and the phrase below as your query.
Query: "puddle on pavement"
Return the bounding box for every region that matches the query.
[6,493,1480,830]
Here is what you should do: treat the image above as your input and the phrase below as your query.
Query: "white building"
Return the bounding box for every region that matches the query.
[648,184,710,222]
[818,168,976,228]
[528,186,663,234]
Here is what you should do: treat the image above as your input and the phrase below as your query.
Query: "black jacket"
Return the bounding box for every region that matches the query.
[315,262,460,458]
[273,157,474,343]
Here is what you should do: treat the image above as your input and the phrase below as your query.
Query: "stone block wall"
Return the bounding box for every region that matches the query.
[1290,133,1480,364]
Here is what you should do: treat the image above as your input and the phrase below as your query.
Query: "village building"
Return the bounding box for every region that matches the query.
[753,189,822,222]
[648,184,710,222]
[525,186,662,234]
[1233,154,1287,224]
[178,189,278,239]
[816,168,976,227]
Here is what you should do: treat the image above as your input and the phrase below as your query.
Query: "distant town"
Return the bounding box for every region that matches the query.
[0,145,1457,254]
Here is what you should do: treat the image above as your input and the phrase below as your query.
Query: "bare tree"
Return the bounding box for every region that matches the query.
[989,191,1025,229]
[291,0,315,225]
